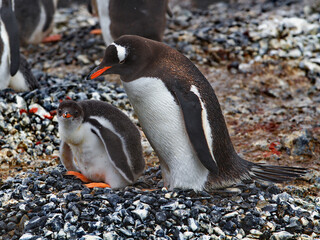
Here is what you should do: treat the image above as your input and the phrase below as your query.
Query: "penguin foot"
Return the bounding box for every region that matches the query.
[90,29,102,35]
[65,171,91,183]
[66,171,111,188]
[42,34,62,43]
[85,183,111,188]
[141,188,159,192]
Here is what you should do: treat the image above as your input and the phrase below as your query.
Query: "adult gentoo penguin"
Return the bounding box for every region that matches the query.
[14,0,58,44]
[87,35,307,191]
[57,100,145,189]
[0,0,39,91]
[93,0,170,46]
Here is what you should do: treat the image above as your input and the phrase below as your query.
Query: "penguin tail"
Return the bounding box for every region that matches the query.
[248,163,308,183]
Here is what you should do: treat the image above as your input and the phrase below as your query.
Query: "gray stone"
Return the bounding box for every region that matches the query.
[270,231,294,240]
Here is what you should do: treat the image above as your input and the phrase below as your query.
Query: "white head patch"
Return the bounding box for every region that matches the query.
[112,43,127,63]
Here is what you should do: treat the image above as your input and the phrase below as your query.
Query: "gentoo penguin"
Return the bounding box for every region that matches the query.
[93,0,170,46]
[14,0,58,44]
[87,35,307,191]
[57,100,145,189]
[0,0,39,91]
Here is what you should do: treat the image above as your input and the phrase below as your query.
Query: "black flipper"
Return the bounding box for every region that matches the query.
[19,54,39,90]
[172,84,219,175]
[0,0,20,76]
[88,118,135,183]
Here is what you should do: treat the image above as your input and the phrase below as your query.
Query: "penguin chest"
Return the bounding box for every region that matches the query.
[123,78,184,152]
[61,123,109,182]
[74,132,107,178]
[0,21,11,88]
[123,77,209,190]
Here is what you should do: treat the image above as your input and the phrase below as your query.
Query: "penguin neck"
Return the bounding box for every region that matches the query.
[59,119,84,146]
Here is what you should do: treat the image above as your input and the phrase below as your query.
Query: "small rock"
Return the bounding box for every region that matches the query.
[160,201,179,210]
[213,226,225,237]
[80,235,103,240]
[270,231,294,240]
[19,233,39,240]
[281,130,314,156]
[155,212,167,224]
[222,211,238,219]
[188,218,199,231]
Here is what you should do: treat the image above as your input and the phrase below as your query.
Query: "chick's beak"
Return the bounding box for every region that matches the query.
[63,112,72,119]
[87,66,112,80]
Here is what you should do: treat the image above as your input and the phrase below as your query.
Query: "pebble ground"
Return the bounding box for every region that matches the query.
[0,0,319,239]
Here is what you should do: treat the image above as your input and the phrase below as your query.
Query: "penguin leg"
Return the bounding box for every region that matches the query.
[159,157,171,188]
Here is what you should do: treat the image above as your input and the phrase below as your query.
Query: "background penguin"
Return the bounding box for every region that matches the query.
[0,0,39,91]
[57,99,145,189]
[88,35,307,191]
[14,0,58,44]
[92,0,170,46]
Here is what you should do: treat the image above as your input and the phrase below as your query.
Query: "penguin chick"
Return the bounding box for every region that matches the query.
[14,0,58,44]
[0,0,38,91]
[87,35,307,191]
[94,0,169,46]
[57,100,145,189]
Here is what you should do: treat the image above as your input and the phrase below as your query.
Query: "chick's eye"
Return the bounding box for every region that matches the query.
[58,109,62,115]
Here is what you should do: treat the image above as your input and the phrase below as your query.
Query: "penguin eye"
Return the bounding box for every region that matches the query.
[119,59,125,64]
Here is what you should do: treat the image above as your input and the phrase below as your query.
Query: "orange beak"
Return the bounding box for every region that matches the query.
[90,66,112,79]
[63,113,72,118]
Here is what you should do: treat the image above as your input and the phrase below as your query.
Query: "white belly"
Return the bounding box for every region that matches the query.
[9,71,29,91]
[27,0,57,44]
[0,20,11,89]
[123,77,209,190]
[96,0,113,46]
[61,123,128,188]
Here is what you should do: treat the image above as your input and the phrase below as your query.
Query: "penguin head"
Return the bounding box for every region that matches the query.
[87,35,155,81]
[57,100,84,126]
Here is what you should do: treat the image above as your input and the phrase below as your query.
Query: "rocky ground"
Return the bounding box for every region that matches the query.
[0,0,319,239]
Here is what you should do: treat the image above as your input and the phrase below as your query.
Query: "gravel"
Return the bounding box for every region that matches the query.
[1,166,320,239]
[0,0,319,239]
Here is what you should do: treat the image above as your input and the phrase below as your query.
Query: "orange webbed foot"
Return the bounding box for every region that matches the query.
[42,34,62,43]
[85,182,111,188]
[141,188,158,192]
[66,171,92,183]
[90,29,102,35]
